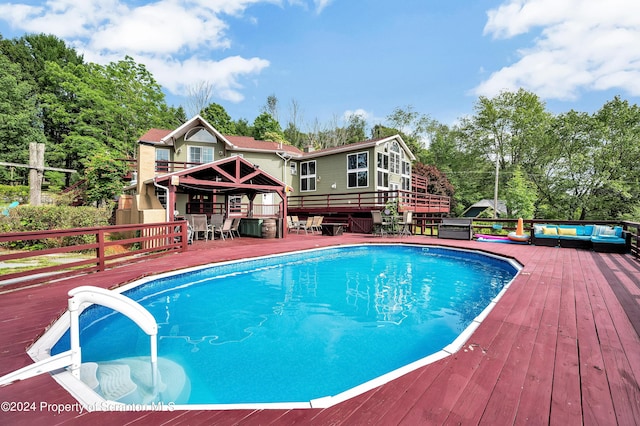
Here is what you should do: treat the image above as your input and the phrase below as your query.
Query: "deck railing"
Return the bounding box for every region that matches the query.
[411,217,639,260]
[287,190,450,213]
[0,221,188,290]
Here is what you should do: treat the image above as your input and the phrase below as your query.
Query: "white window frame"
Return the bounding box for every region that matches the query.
[347,151,369,189]
[390,142,401,174]
[187,146,214,166]
[155,148,170,172]
[377,151,389,189]
[290,162,297,175]
[300,160,316,192]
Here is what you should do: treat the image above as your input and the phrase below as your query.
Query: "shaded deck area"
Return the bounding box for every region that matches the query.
[0,233,639,425]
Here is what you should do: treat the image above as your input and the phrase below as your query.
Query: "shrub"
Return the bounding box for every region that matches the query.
[0,185,29,204]
[0,205,113,249]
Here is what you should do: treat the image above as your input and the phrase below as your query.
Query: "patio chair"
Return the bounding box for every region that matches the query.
[209,214,224,240]
[371,210,390,236]
[311,216,324,234]
[190,214,209,241]
[398,211,413,237]
[215,218,234,240]
[296,217,314,234]
[230,217,241,238]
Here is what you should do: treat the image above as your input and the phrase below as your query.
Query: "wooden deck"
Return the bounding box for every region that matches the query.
[1,233,639,425]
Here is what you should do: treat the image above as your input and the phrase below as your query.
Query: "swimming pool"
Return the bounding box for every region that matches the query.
[41,244,520,409]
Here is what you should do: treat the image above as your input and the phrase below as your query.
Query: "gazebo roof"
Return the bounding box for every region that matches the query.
[153,155,286,195]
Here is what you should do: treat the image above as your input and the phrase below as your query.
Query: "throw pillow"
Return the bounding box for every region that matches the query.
[543,227,558,235]
[558,228,577,236]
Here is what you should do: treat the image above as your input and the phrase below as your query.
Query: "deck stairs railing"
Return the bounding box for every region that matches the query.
[0,286,158,391]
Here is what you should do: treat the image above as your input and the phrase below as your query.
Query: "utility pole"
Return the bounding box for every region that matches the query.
[28,142,45,206]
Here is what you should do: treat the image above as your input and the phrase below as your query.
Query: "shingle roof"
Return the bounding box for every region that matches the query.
[225,136,303,156]
[138,128,172,145]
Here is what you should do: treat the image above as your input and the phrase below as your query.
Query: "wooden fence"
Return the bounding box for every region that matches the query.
[0,221,188,291]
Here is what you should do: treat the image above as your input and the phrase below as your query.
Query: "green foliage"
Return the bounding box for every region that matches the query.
[0,205,112,249]
[0,185,29,203]
[253,112,283,140]
[0,53,46,184]
[504,166,537,218]
[200,103,236,134]
[82,150,128,205]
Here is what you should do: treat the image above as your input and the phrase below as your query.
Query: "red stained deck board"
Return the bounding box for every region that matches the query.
[587,298,640,421]
[479,326,536,424]
[0,235,638,425]
[343,360,445,424]
[573,250,617,424]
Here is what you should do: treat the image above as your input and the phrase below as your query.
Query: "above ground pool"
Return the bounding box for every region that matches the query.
[44,244,520,409]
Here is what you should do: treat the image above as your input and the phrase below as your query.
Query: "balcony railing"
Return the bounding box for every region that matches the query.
[287,190,450,213]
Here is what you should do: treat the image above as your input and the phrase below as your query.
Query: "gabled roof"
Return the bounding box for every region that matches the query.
[301,135,416,161]
[137,116,415,160]
[225,136,303,157]
[139,128,172,145]
[462,199,507,218]
[153,155,285,195]
[160,115,233,148]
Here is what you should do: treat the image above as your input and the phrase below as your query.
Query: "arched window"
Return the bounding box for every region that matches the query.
[185,127,217,143]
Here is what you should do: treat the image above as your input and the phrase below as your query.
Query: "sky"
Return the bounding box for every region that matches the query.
[1,0,639,133]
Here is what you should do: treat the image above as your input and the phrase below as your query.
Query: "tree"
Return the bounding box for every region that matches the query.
[185,80,214,118]
[345,113,367,144]
[504,166,537,218]
[262,94,279,124]
[253,112,283,141]
[82,150,129,206]
[234,118,253,136]
[0,53,46,184]
[200,103,236,134]
[284,98,305,148]
[458,89,552,215]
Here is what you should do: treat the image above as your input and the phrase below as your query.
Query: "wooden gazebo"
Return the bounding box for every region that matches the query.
[153,155,289,234]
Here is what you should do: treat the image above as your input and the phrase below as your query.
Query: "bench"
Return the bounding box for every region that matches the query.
[438,218,473,240]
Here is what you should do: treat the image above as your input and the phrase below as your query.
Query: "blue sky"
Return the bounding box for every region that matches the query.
[1,0,639,133]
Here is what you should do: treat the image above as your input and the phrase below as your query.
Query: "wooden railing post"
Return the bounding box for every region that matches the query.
[97,229,106,271]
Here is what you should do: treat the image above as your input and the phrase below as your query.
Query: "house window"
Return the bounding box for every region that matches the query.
[185,127,217,143]
[188,146,213,165]
[377,152,388,188]
[402,160,411,190]
[300,160,316,192]
[390,142,401,174]
[156,148,170,173]
[290,162,297,175]
[347,152,368,188]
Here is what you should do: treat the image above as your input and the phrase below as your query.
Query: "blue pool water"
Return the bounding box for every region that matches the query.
[52,244,519,405]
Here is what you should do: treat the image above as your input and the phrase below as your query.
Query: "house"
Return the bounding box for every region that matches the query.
[115,115,450,234]
[461,199,507,218]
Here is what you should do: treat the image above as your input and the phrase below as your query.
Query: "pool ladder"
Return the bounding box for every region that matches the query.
[0,286,158,390]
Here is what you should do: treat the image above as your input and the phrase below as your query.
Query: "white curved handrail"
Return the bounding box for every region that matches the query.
[68,286,157,335]
[68,286,158,389]
[0,286,159,392]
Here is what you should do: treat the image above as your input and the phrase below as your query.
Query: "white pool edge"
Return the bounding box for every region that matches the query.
[26,243,522,411]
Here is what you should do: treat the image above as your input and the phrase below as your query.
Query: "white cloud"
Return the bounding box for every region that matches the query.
[313,0,334,14]
[150,55,270,102]
[0,0,333,103]
[89,1,230,54]
[475,0,640,99]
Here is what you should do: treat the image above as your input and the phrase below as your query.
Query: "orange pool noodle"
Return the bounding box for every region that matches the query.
[516,218,524,236]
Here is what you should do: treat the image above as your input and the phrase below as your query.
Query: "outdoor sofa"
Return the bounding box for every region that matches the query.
[531,223,630,253]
